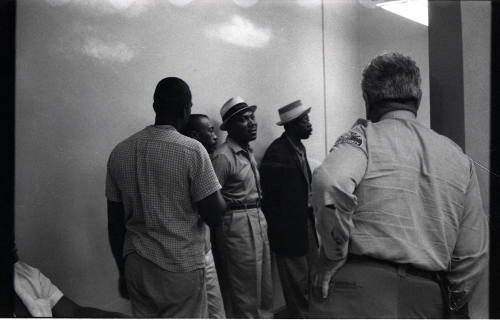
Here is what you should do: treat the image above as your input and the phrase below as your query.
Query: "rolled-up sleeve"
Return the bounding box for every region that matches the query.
[312,139,367,264]
[448,162,489,309]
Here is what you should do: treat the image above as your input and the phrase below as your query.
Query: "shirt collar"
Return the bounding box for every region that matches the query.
[152,124,177,131]
[285,133,304,154]
[380,109,417,121]
[227,137,252,154]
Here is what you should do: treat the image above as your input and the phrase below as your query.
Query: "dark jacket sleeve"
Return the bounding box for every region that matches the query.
[260,136,312,256]
[260,141,285,226]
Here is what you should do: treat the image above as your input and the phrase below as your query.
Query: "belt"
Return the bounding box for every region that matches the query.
[348,254,438,283]
[229,201,260,210]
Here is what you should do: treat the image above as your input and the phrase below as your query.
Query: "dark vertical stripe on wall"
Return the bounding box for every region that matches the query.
[490,0,500,319]
[321,0,327,156]
[428,0,465,150]
[0,0,15,317]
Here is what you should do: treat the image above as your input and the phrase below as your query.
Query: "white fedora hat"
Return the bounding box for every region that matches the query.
[276,100,311,126]
[220,96,257,131]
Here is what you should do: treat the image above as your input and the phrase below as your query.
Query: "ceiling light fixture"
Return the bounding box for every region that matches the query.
[376,0,428,26]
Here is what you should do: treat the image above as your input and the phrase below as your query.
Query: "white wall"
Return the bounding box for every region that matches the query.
[324,0,364,151]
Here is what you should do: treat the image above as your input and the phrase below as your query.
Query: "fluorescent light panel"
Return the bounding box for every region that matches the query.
[376,0,428,26]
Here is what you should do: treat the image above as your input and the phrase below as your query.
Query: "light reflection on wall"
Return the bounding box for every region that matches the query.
[206,15,271,48]
[296,0,321,8]
[43,0,157,16]
[168,0,195,6]
[232,0,259,8]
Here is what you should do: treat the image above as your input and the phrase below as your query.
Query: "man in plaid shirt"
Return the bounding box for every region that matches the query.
[106,77,226,318]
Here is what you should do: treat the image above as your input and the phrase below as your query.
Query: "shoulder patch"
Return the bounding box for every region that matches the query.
[334,131,363,147]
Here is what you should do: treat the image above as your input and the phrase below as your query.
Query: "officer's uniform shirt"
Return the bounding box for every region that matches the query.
[312,110,489,309]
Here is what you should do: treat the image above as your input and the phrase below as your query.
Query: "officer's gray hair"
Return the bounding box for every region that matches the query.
[361,52,422,104]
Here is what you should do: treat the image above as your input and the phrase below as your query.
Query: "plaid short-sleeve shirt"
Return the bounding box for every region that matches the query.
[106,125,221,272]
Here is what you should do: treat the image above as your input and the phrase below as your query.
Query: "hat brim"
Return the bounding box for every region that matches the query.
[276,107,311,126]
[220,105,257,131]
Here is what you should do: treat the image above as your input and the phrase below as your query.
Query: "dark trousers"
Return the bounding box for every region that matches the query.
[308,255,444,318]
[275,217,318,318]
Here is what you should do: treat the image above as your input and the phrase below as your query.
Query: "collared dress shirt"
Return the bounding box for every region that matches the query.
[211,137,261,206]
[106,125,221,273]
[312,110,489,309]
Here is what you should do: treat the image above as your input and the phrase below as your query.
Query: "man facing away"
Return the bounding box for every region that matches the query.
[309,53,489,318]
[259,100,319,318]
[211,97,273,318]
[182,114,226,319]
[106,77,226,318]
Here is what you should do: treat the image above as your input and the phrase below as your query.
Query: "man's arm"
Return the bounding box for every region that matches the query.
[196,191,226,228]
[311,141,367,299]
[447,162,489,310]
[107,200,128,299]
[191,146,226,227]
[259,149,284,222]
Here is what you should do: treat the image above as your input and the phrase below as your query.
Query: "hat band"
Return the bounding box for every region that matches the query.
[222,102,249,121]
[279,107,306,124]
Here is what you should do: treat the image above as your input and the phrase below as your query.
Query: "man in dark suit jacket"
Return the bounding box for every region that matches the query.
[260,100,319,318]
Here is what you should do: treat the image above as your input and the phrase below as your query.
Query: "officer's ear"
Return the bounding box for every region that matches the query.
[362,92,373,121]
[415,90,422,111]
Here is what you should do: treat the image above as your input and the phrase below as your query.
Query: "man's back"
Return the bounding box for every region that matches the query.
[353,117,473,270]
[351,115,488,309]
[106,125,220,272]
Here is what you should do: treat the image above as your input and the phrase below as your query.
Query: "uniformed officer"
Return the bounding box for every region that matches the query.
[309,53,489,318]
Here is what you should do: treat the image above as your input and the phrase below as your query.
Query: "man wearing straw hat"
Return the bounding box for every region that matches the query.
[260,100,319,318]
[211,96,273,318]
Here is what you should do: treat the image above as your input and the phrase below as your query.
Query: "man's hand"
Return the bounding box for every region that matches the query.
[311,251,345,299]
[118,275,129,300]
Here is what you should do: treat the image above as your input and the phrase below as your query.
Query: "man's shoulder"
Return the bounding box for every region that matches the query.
[331,122,367,152]
[213,142,233,157]
[110,127,204,158]
[262,136,290,161]
[173,132,205,152]
[266,135,288,152]
[110,128,147,155]
[423,126,465,154]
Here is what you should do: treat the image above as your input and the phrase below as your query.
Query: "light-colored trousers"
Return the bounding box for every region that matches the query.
[214,207,273,318]
[205,248,226,318]
[124,252,207,318]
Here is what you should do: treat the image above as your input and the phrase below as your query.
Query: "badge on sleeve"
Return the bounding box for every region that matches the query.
[334,131,363,147]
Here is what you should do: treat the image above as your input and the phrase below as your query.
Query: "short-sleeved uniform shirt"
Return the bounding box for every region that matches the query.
[106,125,221,272]
[312,110,489,309]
